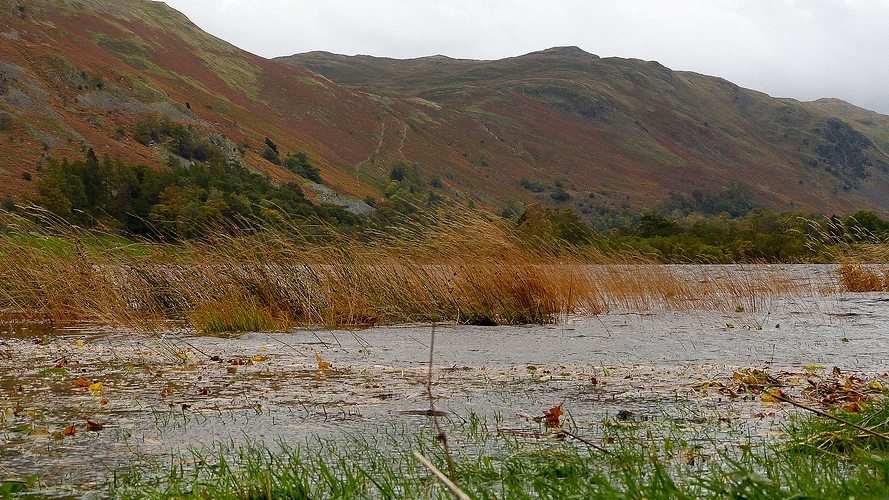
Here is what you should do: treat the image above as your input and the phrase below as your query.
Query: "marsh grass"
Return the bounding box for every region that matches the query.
[0,208,838,332]
[109,404,889,499]
[837,261,889,292]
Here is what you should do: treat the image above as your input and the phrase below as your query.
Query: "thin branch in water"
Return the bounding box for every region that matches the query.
[426,323,457,481]
[769,390,889,441]
[413,450,471,500]
[561,429,612,455]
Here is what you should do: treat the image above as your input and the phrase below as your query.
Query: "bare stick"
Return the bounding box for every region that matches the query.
[413,450,471,500]
[561,429,612,455]
[426,324,457,481]
[770,392,889,441]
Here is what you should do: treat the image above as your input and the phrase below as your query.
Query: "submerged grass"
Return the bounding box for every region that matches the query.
[0,208,840,332]
[108,400,889,499]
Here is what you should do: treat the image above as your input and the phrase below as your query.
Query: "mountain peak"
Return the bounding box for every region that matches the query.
[529,46,600,59]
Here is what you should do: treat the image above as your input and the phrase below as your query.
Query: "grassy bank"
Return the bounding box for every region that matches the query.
[0,208,837,332]
[105,399,889,499]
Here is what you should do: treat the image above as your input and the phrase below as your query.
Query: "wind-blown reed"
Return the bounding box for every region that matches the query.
[0,208,835,332]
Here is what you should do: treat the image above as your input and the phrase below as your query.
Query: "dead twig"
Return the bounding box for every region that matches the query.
[413,450,471,500]
[426,324,458,481]
[769,390,889,442]
[562,429,613,455]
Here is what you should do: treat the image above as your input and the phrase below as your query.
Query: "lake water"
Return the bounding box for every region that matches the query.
[1,283,888,496]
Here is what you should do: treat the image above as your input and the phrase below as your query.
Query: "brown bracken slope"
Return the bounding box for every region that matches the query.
[3,0,889,217]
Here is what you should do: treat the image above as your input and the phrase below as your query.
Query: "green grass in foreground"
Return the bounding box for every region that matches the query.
[103,404,889,500]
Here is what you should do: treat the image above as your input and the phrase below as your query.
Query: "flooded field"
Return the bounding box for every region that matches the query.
[1,265,888,496]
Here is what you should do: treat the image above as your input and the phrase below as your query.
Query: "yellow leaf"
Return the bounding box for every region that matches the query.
[252,355,267,362]
[761,389,786,403]
[76,339,85,347]
[870,381,885,391]
[88,382,103,396]
[175,352,188,360]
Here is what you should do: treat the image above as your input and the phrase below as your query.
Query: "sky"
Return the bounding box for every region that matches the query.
[161,0,889,114]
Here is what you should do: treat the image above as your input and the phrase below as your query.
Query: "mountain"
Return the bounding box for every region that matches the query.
[280,48,889,216]
[2,0,889,220]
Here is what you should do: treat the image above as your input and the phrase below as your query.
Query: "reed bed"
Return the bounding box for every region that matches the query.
[0,208,839,332]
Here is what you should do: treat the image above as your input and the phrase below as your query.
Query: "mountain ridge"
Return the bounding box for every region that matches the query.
[2,0,889,220]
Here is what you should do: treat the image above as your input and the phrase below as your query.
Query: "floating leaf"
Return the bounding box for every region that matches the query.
[315,351,331,370]
[63,425,76,436]
[85,420,103,432]
[761,389,786,403]
[88,382,103,396]
[73,379,90,388]
[870,380,885,391]
[253,355,268,362]
[38,368,66,377]
[543,404,563,428]
[175,352,188,360]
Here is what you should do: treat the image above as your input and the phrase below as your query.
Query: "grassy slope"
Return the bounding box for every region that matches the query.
[2,1,889,217]
[282,47,889,215]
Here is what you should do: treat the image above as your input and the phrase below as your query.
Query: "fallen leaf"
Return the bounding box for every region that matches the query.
[761,389,786,403]
[175,352,188,360]
[63,425,76,436]
[88,382,103,396]
[253,355,268,362]
[85,420,103,432]
[543,404,563,428]
[844,402,862,413]
[314,351,331,370]
[73,379,90,388]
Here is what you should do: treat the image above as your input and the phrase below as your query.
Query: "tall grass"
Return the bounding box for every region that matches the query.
[0,208,838,332]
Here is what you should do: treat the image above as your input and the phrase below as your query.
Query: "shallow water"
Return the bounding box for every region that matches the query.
[1,287,888,496]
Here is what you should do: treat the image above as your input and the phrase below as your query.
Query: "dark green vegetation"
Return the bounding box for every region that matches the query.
[16,148,889,262]
[30,147,325,238]
[107,401,889,499]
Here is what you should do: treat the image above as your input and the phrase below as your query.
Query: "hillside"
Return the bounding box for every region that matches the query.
[281,47,889,217]
[2,0,889,221]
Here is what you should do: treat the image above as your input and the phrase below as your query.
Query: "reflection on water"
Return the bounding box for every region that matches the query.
[1,286,888,495]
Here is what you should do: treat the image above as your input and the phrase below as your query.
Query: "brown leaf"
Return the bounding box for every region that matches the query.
[315,351,331,370]
[543,404,563,428]
[73,379,90,388]
[63,425,76,436]
[844,402,862,413]
[85,420,103,432]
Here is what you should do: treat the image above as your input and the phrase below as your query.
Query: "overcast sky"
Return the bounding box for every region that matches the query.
[161,0,889,114]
